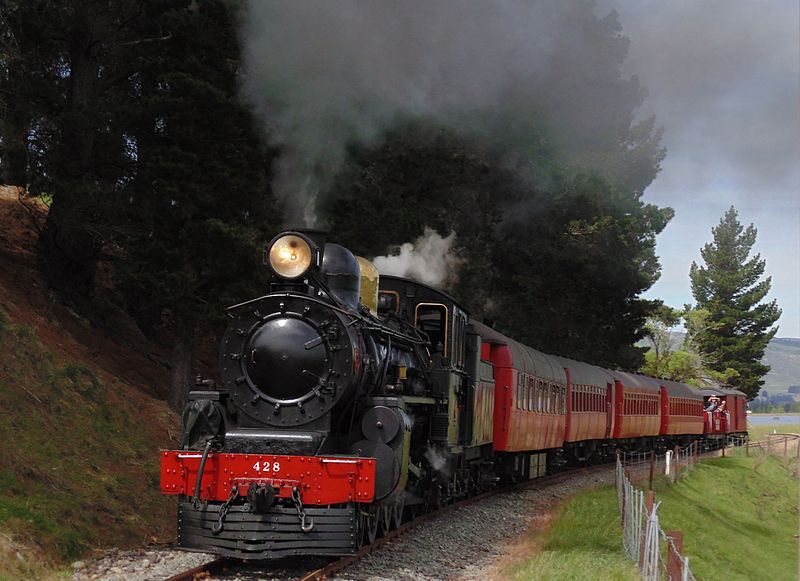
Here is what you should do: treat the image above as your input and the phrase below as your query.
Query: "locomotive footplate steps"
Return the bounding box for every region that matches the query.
[178,500,359,559]
[161,451,377,504]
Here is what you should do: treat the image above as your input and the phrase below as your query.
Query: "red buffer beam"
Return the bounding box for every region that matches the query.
[161,451,376,504]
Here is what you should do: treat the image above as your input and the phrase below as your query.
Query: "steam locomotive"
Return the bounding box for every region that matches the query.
[159,229,747,559]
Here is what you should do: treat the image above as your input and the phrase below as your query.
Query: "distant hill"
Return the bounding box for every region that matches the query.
[762,338,800,393]
[640,332,800,393]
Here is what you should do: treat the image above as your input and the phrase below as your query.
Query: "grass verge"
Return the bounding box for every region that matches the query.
[0,313,177,578]
[504,450,798,581]
[652,453,798,581]
[501,487,639,581]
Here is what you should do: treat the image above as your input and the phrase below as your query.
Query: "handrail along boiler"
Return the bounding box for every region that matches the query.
[159,229,748,559]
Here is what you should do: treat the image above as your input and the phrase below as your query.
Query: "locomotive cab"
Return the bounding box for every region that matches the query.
[377,276,496,503]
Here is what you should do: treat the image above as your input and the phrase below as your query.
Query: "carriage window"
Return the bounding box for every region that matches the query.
[517,374,523,409]
[539,380,545,412]
[545,380,550,413]
[525,379,533,411]
[526,378,532,412]
[415,303,449,357]
[523,380,528,411]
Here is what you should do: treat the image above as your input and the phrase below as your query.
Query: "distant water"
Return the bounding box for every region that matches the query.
[747,414,800,426]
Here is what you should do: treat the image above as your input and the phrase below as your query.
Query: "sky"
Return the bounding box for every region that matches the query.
[598,0,800,338]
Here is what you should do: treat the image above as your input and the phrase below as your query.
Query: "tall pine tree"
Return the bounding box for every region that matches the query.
[689,206,781,398]
[116,0,281,410]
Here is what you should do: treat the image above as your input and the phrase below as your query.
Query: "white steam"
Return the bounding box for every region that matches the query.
[372,228,463,288]
[424,446,453,478]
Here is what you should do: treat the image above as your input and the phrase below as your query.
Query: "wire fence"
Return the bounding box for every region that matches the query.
[614,434,797,580]
[616,451,697,581]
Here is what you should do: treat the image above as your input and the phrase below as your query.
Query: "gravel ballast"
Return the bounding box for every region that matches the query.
[71,548,214,581]
[344,466,616,581]
[72,467,615,580]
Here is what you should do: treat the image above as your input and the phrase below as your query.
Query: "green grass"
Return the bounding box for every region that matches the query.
[509,451,798,581]
[652,454,798,581]
[749,422,800,442]
[0,318,177,578]
[506,487,639,581]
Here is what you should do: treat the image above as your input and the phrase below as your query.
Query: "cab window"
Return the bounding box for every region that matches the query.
[415,303,449,356]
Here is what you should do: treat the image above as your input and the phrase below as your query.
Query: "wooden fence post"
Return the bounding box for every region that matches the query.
[667,530,684,580]
[648,449,655,490]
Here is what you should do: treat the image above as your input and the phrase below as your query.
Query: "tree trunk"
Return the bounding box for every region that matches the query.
[38,191,100,312]
[37,8,102,312]
[169,326,195,413]
[0,109,29,187]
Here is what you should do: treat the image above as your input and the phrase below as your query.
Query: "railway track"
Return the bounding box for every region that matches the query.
[164,462,608,581]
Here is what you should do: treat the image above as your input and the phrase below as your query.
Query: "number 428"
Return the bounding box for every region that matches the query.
[252,461,280,472]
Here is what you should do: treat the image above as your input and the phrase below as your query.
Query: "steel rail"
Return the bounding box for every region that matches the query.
[162,463,610,581]
[299,464,605,581]
[163,556,232,581]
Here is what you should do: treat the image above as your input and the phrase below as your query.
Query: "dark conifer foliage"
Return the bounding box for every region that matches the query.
[115,0,280,409]
[494,173,672,369]
[321,123,513,313]
[1,1,281,409]
[689,206,781,398]
[1,1,156,307]
[323,121,672,371]
[1,0,679,398]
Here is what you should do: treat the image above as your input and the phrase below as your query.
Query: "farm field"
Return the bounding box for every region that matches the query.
[748,422,800,442]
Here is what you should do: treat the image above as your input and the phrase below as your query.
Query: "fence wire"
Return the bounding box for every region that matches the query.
[616,447,700,581]
[616,435,794,580]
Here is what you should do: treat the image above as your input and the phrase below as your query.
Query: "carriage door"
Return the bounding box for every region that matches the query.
[605,382,613,438]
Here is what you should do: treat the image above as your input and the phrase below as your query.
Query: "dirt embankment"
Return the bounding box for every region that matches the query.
[0,187,180,578]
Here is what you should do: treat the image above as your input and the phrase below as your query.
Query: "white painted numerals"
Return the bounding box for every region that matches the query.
[252,461,280,473]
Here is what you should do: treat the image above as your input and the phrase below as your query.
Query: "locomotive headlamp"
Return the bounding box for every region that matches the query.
[269,234,313,279]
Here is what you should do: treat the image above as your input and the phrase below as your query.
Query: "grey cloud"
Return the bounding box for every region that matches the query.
[601,0,800,200]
